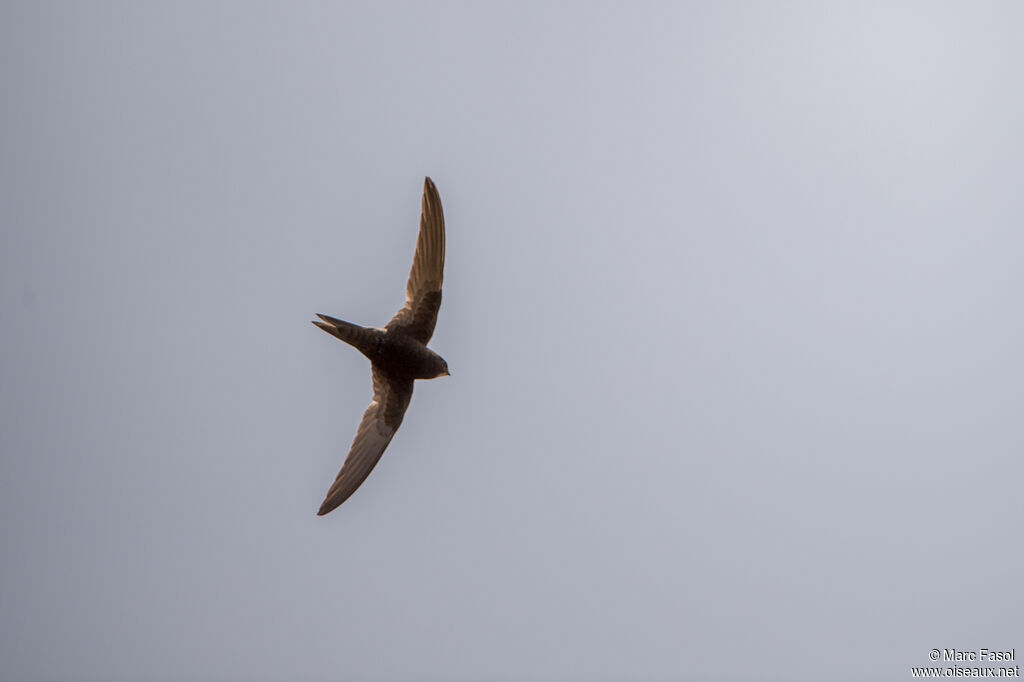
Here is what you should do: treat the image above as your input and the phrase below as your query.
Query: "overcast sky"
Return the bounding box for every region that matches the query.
[2,3,1022,681]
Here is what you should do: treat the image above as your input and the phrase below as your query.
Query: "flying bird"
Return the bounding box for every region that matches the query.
[312,177,449,515]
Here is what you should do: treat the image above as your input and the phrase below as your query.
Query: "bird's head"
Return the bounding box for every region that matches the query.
[423,351,450,379]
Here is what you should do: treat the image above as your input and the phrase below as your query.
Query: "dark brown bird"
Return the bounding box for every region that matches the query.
[312,177,449,515]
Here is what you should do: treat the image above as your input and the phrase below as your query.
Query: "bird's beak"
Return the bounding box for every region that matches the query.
[443,369,451,377]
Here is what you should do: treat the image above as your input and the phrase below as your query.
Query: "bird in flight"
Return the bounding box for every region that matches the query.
[312,177,449,515]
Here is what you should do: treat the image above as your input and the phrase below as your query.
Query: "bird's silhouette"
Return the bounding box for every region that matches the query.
[313,177,449,515]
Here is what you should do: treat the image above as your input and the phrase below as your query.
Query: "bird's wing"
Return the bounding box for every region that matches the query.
[386,177,445,344]
[317,368,414,515]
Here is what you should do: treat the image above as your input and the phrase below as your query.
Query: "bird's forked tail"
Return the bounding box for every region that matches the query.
[312,313,380,358]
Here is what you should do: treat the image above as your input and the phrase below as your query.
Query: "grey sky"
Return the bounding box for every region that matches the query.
[2,3,1021,681]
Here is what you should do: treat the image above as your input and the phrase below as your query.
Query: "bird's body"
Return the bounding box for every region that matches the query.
[315,316,448,380]
[312,177,448,516]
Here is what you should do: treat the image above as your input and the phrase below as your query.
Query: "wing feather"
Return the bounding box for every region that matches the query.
[387,177,445,343]
[317,369,414,515]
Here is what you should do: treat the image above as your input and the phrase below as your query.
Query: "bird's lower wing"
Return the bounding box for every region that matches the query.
[317,370,413,515]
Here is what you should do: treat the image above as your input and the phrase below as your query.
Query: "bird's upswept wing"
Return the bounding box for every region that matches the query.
[317,368,414,515]
[386,177,445,344]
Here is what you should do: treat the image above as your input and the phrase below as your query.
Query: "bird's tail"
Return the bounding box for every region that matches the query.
[312,314,380,357]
